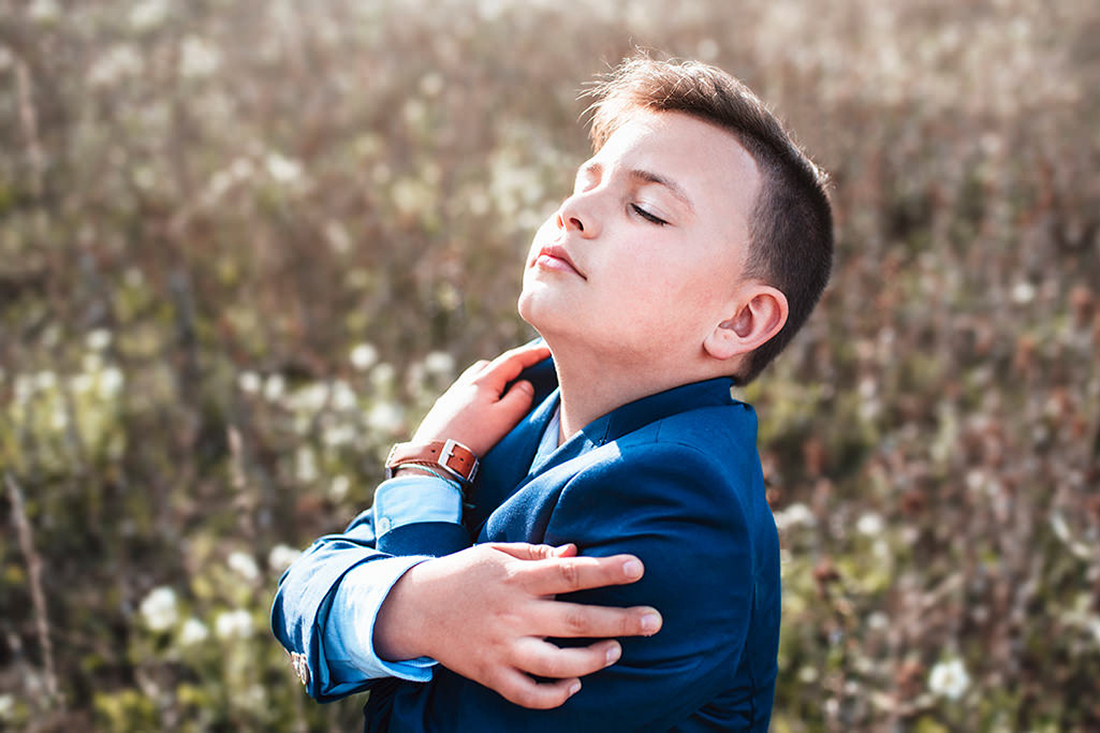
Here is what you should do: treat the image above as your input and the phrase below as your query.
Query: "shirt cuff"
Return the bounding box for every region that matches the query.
[324,555,437,683]
[372,474,463,536]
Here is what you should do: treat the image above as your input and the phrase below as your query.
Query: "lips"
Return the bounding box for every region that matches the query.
[534,243,586,279]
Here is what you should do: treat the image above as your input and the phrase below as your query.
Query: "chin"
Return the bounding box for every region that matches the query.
[517,293,568,344]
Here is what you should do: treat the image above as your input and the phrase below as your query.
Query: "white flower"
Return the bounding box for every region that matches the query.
[330,475,350,500]
[268,544,302,573]
[214,609,253,640]
[237,371,261,394]
[28,0,60,23]
[321,423,355,448]
[228,157,254,181]
[325,221,352,254]
[1011,281,1036,304]
[370,363,396,389]
[289,383,328,413]
[263,374,286,402]
[129,0,169,31]
[419,72,444,97]
[696,37,719,61]
[367,401,404,435]
[70,374,93,394]
[867,612,889,631]
[14,374,34,405]
[50,406,68,431]
[350,343,379,371]
[86,329,112,351]
[179,36,221,79]
[89,45,143,87]
[34,371,57,391]
[928,659,970,700]
[856,512,884,536]
[139,586,179,632]
[227,551,260,582]
[423,351,455,377]
[774,503,816,531]
[295,446,318,483]
[0,693,14,721]
[98,367,124,399]
[178,617,209,646]
[82,352,103,373]
[330,380,357,412]
[265,153,302,184]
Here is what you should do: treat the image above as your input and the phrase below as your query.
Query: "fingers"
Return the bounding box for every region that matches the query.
[535,599,662,639]
[512,638,621,680]
[476,343,551,393]
[523,553,646,596]
[457,359,491,382]
[492,667,582,710]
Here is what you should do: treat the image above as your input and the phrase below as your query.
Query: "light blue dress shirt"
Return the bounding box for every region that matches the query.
[322,413,561,686]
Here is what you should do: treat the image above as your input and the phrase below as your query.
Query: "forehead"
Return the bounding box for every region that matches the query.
[590,110,760,224]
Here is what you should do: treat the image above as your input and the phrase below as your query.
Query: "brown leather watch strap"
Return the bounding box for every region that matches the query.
[385,439,479,483]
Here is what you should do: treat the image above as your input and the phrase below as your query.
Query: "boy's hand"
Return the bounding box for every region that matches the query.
[409,342,550,457]
[374,542,662,710]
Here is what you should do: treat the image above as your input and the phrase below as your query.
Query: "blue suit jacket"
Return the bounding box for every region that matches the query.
[273,359,780,731]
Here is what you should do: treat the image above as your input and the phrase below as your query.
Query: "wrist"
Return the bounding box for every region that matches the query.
[386,439,479,485]
[374,560,433,662]
[390,465,455,482]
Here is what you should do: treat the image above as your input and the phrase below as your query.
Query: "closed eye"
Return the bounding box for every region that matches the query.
[631,204,668,226]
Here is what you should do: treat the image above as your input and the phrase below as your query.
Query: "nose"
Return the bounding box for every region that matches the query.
[556,193,600,238]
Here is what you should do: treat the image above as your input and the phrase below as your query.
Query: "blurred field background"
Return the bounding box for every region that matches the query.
[1,0,1098,730]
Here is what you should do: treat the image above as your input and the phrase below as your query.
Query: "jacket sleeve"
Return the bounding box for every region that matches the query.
[270,476,472,702]
[362,440,762,732]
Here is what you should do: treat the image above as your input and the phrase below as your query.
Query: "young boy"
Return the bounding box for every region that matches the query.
[272,56,832,731]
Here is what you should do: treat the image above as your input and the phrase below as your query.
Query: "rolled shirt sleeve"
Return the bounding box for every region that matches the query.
[320,474,465,688]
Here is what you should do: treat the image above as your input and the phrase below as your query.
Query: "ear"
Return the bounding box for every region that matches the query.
[703,284,789,362]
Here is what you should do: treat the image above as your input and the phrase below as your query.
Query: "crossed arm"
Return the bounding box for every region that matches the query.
[272,343,662,707]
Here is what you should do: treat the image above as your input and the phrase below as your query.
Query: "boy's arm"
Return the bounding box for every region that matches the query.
[362,441,773,731]
[273,342,658,704]
[271,511,656,703]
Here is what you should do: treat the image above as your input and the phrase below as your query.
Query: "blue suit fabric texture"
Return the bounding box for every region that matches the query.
[274,358,780,732]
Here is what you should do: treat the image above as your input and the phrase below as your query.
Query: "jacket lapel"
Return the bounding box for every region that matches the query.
[466,356,559,531]
[468,360,741,534]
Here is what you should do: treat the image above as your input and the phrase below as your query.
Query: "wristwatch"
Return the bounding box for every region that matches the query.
[385,439,479,484]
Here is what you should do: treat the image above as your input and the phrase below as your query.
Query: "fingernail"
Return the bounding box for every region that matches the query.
[641,613,660,633]
[606,643,621,665]
[568,681,581,696]
[623,559,643,579]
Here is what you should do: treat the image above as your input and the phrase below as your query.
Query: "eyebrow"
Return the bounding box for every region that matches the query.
[578,162,695,213]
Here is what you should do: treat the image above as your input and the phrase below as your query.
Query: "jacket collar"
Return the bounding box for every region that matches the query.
[469,359,739,527]
[528,377,738,476]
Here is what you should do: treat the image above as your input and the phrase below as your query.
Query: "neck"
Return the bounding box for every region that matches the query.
[548,339,727,442]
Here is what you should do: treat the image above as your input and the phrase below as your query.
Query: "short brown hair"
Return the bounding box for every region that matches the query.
[585,56,833,384]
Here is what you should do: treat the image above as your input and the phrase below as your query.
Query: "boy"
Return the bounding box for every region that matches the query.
[272,55,832,731]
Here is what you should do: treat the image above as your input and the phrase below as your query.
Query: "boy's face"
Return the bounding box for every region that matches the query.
[518,109,761,365]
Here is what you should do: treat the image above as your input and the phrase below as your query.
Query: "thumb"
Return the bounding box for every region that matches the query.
[496,379,535,416]
[492,542,559,561]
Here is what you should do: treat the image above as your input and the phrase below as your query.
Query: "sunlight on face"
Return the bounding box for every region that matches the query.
[518,110,761,365]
